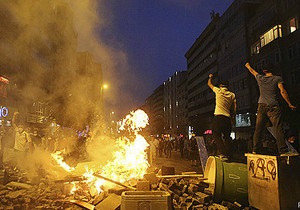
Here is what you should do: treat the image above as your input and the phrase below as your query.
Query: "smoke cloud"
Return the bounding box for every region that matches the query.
[0,0,140,179]
[0,0,136,127]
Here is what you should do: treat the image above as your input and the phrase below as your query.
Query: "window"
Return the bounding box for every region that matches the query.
[289,17,298,33]
[261,25,282,47]
[288,44,297,59]
[251,25,282,55]
[290,69,300,85]
[251,41,261,55]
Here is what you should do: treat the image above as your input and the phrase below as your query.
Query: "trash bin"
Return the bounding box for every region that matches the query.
[246,153,300,210]
[204,156,248,206]
[121,191,172,210]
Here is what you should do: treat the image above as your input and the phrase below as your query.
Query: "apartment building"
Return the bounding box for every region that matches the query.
[185,0,300,138]
[145,84,164,136]
[164,71,187,136]
[145,0,300,138]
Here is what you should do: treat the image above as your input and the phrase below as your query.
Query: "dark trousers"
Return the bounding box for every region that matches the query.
[212,115,232,156]
[253,103,288,154]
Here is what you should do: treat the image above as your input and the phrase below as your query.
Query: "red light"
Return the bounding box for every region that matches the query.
[204,130,212,135]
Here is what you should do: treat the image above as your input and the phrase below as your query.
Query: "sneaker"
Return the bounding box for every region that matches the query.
[280,151,299,157]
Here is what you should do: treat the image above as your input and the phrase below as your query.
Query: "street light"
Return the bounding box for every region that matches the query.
[102,84,108,90]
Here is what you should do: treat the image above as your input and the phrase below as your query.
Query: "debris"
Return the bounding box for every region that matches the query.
[69,200,95,210]
[95,193,121,210]
[92,173,136,190]
[6,181,32,189]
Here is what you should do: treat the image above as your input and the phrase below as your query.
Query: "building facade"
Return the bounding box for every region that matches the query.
[185,13,220,136]
[146,0,300,141]
[163,71,187,137]
[145,84,164,137]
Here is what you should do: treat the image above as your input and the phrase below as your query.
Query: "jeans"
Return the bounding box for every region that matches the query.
[253,103,288,154]
[212,115,232,156]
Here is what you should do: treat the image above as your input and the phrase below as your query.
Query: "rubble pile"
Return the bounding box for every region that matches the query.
[147,174,250,210]
[0,166,252,210]
[0,180,86,209]
[0,167,107,209]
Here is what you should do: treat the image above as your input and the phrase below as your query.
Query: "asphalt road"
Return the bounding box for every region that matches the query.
[150,150,203,175]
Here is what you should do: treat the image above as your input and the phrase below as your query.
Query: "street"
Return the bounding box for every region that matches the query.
[150,149,203,175]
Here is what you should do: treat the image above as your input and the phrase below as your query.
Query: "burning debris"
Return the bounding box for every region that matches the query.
[0,167,249,210]
[0,109,151,209]
[0,110,251,209]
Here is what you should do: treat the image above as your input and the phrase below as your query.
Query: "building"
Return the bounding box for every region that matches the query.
[176,76,188,136]
[143,0,300,143]
[184,0,300,139]
[246,0,300,130]
[145,84,164,137]
[163,71,187,137]
[185,12,220,136]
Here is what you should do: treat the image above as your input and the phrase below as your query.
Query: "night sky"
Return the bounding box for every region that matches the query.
[97,0,234,118]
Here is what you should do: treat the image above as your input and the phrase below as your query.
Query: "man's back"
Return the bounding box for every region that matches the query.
[255,74,282,106]
[213,87,235,117]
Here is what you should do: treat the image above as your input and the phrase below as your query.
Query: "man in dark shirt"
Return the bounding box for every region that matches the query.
[245,62,297,156]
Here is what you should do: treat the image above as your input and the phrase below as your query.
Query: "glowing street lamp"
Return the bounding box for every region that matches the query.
[102,84,108,90]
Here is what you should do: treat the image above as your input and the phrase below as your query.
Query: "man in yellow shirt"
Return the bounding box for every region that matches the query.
[208,74,236,159]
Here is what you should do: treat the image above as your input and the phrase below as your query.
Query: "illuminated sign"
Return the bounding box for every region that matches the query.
[0,106,8,118]
[235,113,251,127]
[204,130,212,135]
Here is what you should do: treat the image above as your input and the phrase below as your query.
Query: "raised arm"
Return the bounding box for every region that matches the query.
[278,82,296,110]
[245,62,259,77]
[12,111,19,129]
[207,74,214,90]
[230,98,237,125]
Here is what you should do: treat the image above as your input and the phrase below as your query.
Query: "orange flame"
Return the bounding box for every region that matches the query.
[51,150,75,172]
[52,109,150,194]
[100,109,149,183]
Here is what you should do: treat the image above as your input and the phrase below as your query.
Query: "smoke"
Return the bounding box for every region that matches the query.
[0,0,135,128]
[0,0,139,180]
[67,0,137,118]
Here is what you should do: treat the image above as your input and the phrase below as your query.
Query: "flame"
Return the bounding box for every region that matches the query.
[82,166,105,194]
[70,182,77,194]
[119,109,149,134]
[101,134,149,183]
[101,109,149,181]
[52,109,150,194]
[51,150,75,172]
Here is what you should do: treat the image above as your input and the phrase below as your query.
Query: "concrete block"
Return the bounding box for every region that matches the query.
[143,173,159,184]
[95,193,121,210]
[136,180,150,191]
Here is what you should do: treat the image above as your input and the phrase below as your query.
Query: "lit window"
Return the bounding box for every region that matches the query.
[289,18,298,33]
[260,25,282,47]
[251,41,261,55]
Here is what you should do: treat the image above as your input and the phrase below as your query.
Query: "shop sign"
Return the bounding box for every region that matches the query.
[0,106,8,118]
[204,130,212,135]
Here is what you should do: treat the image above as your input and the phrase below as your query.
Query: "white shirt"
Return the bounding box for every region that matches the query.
[14,129,31,152]
[213,86,236,117]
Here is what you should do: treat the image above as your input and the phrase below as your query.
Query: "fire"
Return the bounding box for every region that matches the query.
[119,109,149,134]
[51,150,75,172]
[100,109,150,183]
[101,134,149,183]
[51,109,150,195]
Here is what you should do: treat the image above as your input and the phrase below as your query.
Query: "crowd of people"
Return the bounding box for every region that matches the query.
[147,134,255,167]
[0,111,91,170]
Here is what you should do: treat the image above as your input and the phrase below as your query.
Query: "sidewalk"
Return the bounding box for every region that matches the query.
[150,150,203,175]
